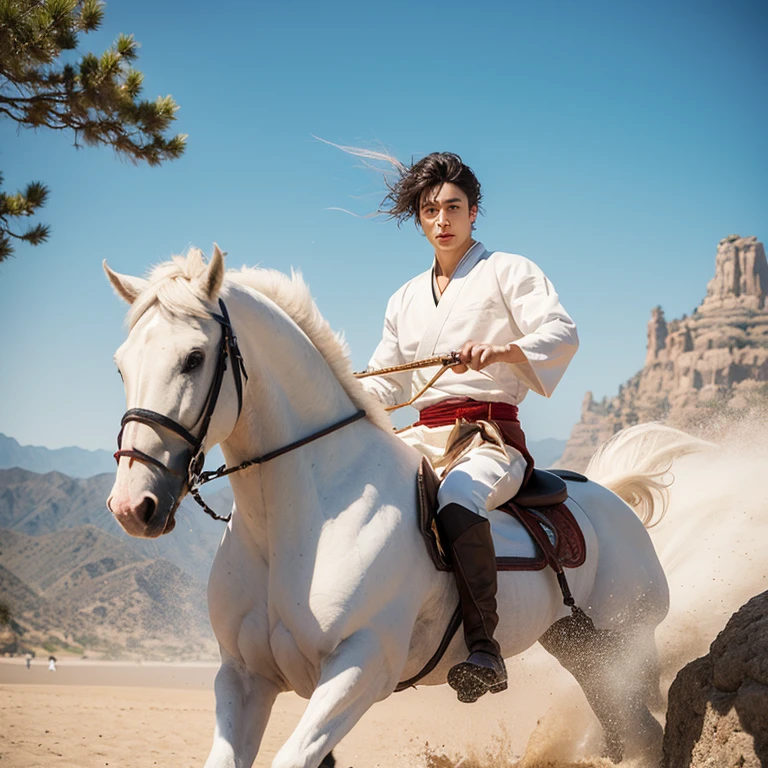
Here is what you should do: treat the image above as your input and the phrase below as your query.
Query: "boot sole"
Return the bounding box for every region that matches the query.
[447,661,508,703]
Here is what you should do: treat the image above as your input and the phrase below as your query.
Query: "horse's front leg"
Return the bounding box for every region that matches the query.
[204,655,280,768]
[272,629,391,768]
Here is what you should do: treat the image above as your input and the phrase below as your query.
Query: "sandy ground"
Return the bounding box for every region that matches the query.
[0,653,584,768]
[4,428,766,768]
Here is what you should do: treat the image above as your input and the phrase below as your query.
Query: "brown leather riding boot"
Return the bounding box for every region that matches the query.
[438,503,508,703]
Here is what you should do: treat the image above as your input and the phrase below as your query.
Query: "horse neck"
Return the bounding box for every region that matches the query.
[219,288,365,533]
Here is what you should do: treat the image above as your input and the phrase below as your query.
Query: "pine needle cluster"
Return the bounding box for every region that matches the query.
[0,0,187,261]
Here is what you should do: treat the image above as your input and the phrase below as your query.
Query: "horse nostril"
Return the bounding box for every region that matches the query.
[138,496,156,525]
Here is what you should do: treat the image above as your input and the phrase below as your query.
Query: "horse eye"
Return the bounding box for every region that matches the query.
[117,368,123,381]
[182,351,205,373]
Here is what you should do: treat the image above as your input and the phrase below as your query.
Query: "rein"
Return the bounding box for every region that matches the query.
[188,409,366,521]
[354,352,462,412]
[115,298,459,524]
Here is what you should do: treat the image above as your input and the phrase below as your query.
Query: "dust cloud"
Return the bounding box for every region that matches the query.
[432,420,768,768]
[652,419,768,686]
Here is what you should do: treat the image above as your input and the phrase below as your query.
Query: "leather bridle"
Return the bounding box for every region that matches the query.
[114,297,366,522]
[114,298,248,519]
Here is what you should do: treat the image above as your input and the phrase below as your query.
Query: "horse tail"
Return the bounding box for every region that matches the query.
[584,423,714,527]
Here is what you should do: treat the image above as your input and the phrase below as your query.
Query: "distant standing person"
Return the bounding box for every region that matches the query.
[25,652,32,670]
[48,655,57,672]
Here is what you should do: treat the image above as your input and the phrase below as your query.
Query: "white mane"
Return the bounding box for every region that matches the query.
[230,266,393,432]
[130,249,393,433]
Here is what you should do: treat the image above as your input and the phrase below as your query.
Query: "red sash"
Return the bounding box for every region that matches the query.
[415,398,519,427]
[415,398,535,486]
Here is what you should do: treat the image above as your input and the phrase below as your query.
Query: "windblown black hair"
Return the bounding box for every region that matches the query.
[380,152,483,227]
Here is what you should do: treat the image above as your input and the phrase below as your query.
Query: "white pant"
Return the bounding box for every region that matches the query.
[437,442,528,517]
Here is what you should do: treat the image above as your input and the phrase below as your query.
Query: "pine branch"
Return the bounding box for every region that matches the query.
[0,220,51,262]
[0,1,186,164]
[0,174,51,246]
[0,0,186,261]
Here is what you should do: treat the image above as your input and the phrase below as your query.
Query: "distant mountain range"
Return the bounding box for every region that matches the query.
[0,460,231,659]
[0,433,116,477]
[0,468,230,659]
[529,437,568,468]
[0,526,215,659]
[0,467,229,583]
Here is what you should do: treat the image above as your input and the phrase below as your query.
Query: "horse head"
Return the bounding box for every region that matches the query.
[104,245,243,537]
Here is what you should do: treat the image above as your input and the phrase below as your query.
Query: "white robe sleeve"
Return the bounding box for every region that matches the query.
[360,293,412,407]
[496,257,579,398]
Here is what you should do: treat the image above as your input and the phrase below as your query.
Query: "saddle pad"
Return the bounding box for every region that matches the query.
[494,500,587,572]
[416,457,587,572]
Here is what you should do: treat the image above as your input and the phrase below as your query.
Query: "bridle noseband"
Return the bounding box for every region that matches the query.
[114,297,365,522]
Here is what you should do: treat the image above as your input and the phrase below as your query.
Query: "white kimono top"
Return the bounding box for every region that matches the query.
[362,241,579,411]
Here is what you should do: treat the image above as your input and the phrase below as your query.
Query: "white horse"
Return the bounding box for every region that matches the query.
[105,247,707,768]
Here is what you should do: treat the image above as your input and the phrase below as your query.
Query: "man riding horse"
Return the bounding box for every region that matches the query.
[360,152,579,702]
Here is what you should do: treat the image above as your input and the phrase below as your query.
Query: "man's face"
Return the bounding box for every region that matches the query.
[418,182,478,255]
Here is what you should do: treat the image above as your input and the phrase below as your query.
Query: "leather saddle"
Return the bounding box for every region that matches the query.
[416,457,588,573]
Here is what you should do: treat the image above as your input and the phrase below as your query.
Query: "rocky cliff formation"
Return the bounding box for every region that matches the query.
[561,235,768,470]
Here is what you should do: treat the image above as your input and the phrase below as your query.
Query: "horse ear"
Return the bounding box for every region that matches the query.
[203,243,226,300]
[103,261,148,304]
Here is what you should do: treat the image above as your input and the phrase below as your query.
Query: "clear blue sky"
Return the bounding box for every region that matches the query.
[1,0,766,450]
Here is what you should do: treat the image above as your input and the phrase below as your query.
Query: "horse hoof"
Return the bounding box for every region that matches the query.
[320,751,336,767]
